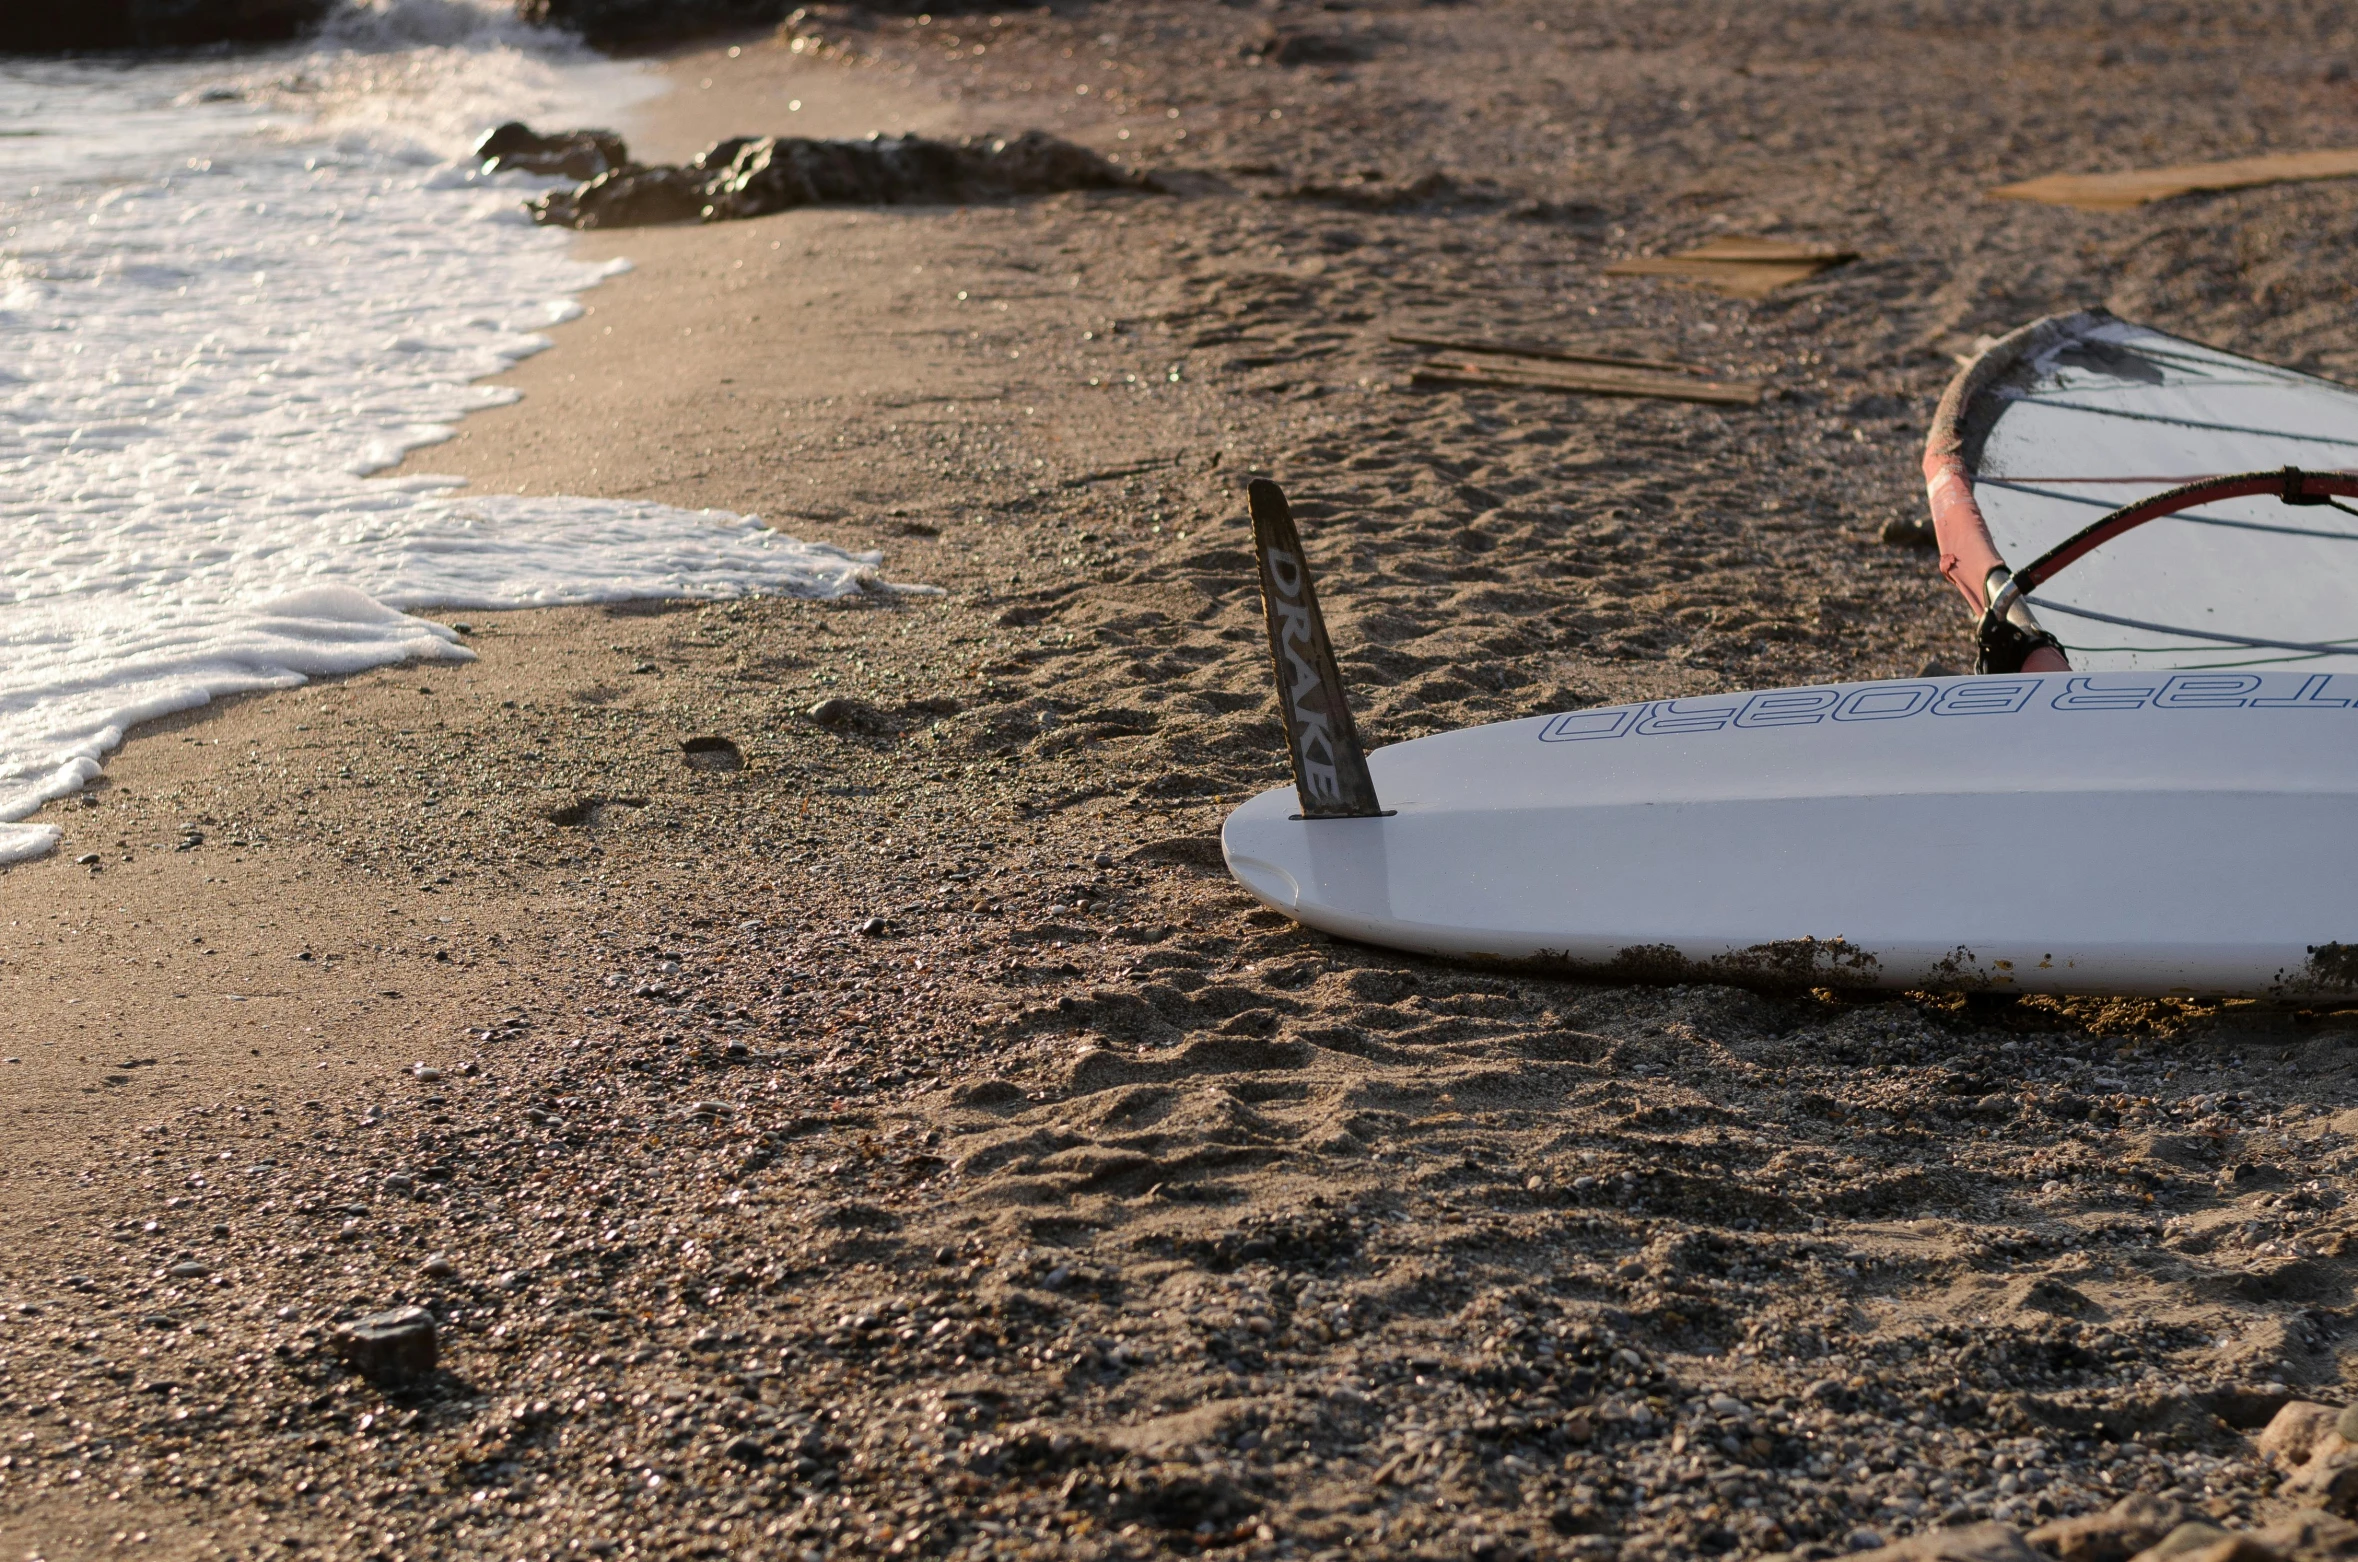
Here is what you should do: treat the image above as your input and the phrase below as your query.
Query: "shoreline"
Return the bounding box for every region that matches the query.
[9,7,2358,1561]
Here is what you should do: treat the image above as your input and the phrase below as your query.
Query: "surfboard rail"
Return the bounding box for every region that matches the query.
[1922,311,2099,673]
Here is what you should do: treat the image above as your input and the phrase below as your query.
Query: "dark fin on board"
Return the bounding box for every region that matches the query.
[1247,479,1385,819]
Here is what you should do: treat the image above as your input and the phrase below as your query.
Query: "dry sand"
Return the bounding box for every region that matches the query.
[8,4,2358,1561]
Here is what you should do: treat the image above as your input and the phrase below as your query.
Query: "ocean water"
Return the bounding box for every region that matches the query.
[0,1,903,865]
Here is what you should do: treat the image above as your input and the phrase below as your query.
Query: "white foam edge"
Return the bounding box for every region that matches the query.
[1,571,940,868]
[1,585,470,867]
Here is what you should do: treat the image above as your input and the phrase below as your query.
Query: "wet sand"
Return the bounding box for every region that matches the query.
[8,5,2358,1561]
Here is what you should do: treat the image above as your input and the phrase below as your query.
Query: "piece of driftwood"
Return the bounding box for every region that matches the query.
[1386,330,1704,376]
[1063,456,1181,488]
[1411,354,1764,406]
[1987,148,2358,211]
[1603,235,1857,299]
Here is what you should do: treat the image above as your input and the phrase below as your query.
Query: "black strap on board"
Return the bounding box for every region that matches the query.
[1247,479,1387,819]
[1975,605,2068,674]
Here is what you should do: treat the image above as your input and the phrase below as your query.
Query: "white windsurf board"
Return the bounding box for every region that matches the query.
[1221,669,2358,998]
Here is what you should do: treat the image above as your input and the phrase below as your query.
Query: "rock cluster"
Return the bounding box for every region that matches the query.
[2023,1493,2185,1562]
[472,121,627,181]
[521,127,1151,230]
[4,0,329,51]
[1826,1410,2358,1562]
[2263,1402,2358,1520]
[1837,1492,2358,1562]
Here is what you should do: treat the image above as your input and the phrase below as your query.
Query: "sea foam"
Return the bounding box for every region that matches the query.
[0,2,900,866]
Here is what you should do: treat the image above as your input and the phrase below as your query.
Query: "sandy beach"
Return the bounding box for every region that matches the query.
[8,4,2358,1560]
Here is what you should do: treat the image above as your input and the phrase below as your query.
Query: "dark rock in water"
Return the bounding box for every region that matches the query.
[706,130,1145,220]
[514,0,790,52]
[5,0,330,51]
[534,163,710,230]
[474,121,628,181]
[530,131,1153,231]
[331,1306,438,1383]
[699,134,973,221]
[689,137,763,173]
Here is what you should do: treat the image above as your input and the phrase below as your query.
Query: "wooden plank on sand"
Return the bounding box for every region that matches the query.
[1987,148,2358,211]
[1603,235,1857,299]
[1412,355,1764,406]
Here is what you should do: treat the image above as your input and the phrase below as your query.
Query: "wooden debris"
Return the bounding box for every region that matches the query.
[1063,456,1182,488]
[1603,235,1857,298]
[1410,354,1764,406]
[1388,325,1767,405]
[1385,330,1704,376]
[1987,148,2358,211]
